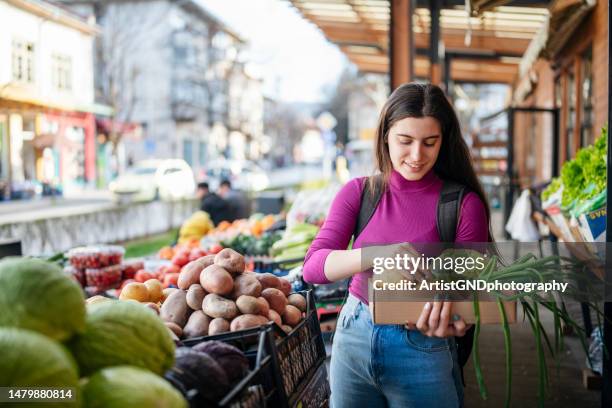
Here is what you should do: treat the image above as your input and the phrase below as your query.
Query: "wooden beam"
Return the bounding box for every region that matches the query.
[429,0,441,85]
[390,0,414,90]
[346,55,518,83]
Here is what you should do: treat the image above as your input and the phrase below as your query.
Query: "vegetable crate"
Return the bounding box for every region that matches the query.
[289,361,329,408]
[272,290,327,406]
[181,326,286,408]
[180,290,327,408]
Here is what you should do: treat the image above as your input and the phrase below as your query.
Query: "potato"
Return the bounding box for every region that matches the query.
[281,325,293,334]
[254,273,281,290]
[183,310,211,338]
[282,305,302,327]
[178,255,215,289]
[287,293,307,312]
[120,282,150,302]
[214,248,246,274]
[230,314,269,332]
[208,318,230,335]
[164,321,183,338]
[261,288,288,314]
[256,297,270,316]
[268,309,282,327]
[186,284,206,310]
[160,289,191,327]
[200,264,234,295]
[162,287,178,302]
[144,279,164,303]
[278,278,292,297]
[202,293,239,320]
[236,295,260,315]
[232,274,262,299]
[144,302,160,314]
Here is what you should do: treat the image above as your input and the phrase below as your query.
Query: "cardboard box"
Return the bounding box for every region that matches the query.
[368,279,517,325]
[369,299,517,325]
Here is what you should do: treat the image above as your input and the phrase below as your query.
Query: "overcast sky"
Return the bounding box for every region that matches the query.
[198,0,348,103]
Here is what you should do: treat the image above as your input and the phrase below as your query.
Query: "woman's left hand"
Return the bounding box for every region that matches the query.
[405,301,473,338]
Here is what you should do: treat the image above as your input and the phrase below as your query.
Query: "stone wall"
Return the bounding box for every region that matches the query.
[0,199,198,255]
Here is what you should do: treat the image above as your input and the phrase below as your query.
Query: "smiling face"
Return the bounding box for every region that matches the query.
[387,116,442,181]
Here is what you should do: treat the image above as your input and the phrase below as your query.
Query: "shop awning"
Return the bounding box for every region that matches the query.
[515,0,595,99]
[287,0,550,83]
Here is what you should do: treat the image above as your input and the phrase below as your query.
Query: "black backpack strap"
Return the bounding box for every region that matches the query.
[436,180,466,242]
[436,180,476,385]
[354,174,384,239]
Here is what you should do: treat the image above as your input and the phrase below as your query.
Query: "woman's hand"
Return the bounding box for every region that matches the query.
[405,301,472,338]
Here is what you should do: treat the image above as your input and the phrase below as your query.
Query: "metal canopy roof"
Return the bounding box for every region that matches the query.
[288,0,550,83]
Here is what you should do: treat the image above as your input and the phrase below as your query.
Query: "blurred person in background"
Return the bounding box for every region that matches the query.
[218,179,250,221]
[196,182,231,226]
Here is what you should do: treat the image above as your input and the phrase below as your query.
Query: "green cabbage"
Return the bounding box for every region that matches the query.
[82,366,186,408]
[0,257,85,341]
[69,301,175,376]
[0,328,79,407]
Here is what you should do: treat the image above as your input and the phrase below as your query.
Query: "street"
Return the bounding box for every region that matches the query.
[0,164,327,224]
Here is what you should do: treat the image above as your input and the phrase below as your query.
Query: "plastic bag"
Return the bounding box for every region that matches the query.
[586,326,603,375]
[505,189,541,241]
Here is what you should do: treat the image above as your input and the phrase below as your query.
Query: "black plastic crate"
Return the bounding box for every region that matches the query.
[171,290,326,408]
[271,290,327,403]
[176,326,285,408]
[289,362,329,408]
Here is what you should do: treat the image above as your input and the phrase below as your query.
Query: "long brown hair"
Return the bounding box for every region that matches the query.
[371,82,494,241]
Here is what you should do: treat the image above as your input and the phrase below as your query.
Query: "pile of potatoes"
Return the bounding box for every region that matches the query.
[159,248,307,340]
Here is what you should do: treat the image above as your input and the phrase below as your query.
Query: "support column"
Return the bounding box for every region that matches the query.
[389,0,415,92]
[429,0,441,85]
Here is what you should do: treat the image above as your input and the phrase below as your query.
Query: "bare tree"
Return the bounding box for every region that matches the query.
[93,1,174,154]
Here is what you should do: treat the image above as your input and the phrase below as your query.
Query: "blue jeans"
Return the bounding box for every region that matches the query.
[330,294,464,408]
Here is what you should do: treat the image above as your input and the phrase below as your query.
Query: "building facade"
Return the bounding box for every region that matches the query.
[59,0,264,178]
[0,0,101,197]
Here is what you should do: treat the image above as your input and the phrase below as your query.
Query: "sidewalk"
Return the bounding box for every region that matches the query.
[463,302,600,407]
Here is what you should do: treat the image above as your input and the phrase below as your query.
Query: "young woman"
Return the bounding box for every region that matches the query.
[302,83,492,408]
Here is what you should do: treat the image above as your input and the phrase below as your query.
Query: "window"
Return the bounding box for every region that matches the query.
[52,54,72,91]
[580,47,594,147]
[199,141,207,166]
[12,39,35,83]
[183,140,194,167]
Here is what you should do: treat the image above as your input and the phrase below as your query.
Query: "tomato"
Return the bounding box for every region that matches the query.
[163,272,180,288]
[208,244,223,254]
[189,248,208,261]
[134,270,155,283]
[171,249,191,267]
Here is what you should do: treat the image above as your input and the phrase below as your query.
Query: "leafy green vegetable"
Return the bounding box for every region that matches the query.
[558,127,607,211]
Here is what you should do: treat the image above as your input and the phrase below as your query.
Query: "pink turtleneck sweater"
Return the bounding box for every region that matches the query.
[302,169,489,304]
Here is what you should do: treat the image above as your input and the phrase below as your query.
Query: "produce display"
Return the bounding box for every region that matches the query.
[67,245,125,269]
[542,128,607,212]
[0,257,186,407]
[271,223,320,266]
[221,230,282,256]
[156,248,307,340]
[177,211,214,245]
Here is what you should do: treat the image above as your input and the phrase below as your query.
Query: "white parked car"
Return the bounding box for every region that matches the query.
[109,159,196,202]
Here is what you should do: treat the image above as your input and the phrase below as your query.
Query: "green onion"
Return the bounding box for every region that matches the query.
[472,292,488,400]
[497,298,512,408]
